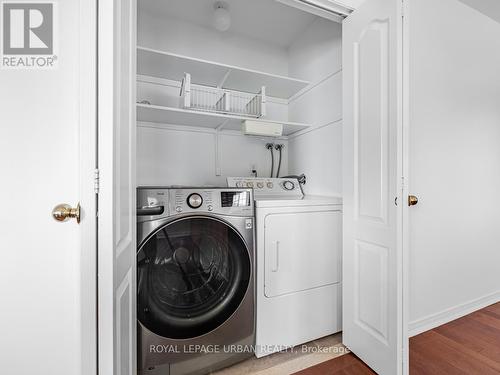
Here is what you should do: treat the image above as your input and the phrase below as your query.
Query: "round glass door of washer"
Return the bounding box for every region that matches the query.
[137,217,251,339]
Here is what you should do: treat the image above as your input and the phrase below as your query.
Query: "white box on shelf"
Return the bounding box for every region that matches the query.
[242,120,283,137]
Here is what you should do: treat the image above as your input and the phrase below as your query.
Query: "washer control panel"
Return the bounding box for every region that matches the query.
[227,177,303,198]
[173,189,214,213]
[137,187,254,221]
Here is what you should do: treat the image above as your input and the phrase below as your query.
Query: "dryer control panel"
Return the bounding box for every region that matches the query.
[227,177,304,198]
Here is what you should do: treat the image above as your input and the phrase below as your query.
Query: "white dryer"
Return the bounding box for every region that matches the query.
[227,177,342,358]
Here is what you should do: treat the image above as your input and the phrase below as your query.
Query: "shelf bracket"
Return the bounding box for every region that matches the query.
[216,119,230,132]
[218,69,232,88]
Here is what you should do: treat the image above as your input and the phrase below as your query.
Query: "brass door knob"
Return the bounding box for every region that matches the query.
[408,195,419,207]
[52,203,80,223]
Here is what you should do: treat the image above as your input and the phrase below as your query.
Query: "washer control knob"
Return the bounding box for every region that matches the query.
[267,182,274,189]
[207,205,213,211]
[236,182,243,187]
[283,180,295,191]
[187,193,203,208]
[175,206,182,213]
[247,182,254,188]
[257,182,264,188]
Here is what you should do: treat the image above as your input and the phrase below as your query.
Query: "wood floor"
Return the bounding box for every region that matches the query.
[295,302,500,375]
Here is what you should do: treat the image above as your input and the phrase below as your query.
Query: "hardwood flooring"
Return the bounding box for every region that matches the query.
[294,302,500,375]
[410,302,500,375]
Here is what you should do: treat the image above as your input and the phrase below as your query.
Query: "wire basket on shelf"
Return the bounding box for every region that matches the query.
[180,73,266,118]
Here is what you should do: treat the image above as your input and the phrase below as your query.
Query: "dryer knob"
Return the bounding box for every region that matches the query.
[283,180,295,190]
[187,193,203,208]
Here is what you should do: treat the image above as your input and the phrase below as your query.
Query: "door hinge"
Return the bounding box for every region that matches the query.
[94,168,100,194]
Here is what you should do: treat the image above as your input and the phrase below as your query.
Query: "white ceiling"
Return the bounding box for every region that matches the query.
[138,0,318,48]
[458,0,500,24]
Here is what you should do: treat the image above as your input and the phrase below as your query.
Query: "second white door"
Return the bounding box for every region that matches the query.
[342,0,404,373]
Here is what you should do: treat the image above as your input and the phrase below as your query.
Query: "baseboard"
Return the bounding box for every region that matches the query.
[408,290,500,337]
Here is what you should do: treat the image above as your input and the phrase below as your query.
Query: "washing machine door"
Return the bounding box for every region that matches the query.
[137,216,251,339]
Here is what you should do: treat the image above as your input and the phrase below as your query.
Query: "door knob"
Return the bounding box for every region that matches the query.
[408,195,419,207]
[52,203,80,223]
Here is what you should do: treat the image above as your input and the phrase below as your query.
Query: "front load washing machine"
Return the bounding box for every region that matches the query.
[137,187,255,375]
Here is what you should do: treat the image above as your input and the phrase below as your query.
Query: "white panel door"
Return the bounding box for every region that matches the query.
[0,1,96,374]
[342,0,403,373]
[98,0,137,374]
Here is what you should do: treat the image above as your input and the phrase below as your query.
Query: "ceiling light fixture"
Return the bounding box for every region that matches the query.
[213,1,231,32]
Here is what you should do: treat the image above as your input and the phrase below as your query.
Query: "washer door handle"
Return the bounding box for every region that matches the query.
[137,206,165,216]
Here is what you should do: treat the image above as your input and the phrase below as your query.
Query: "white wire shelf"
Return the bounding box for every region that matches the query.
[137,46,310,99]
[136,103,310,137]
[180,73,266,118]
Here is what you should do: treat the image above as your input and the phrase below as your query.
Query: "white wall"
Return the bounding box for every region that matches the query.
[288,123,342,196]
[137,124,288,186]
[138,11,289,76]
[408,0,500,335]
[288,19,343,196]
[458,0,500,24]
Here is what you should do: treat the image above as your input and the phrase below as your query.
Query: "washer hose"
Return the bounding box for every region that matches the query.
[275,144,284,178]
[266,143,274,178]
